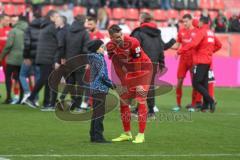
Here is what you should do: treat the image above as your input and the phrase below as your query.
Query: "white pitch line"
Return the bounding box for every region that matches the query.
[1,153,240,157]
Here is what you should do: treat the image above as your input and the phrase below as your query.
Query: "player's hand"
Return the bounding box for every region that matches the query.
[85,64,90,70]
[23,59,32,66]
[136,85,147,97]
[54,63,60,70]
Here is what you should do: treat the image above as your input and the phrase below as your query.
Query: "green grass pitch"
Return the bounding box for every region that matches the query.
[0,85,240,160]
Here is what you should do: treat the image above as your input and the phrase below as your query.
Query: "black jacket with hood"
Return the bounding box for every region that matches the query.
[35,18,59,65]
[65,20,90,60]
[23,17,42,60]
[131,22,176,68]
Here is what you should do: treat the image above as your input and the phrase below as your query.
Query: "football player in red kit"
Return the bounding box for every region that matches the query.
[106,25,153,143]
[171,14,199,112]
[178,17,222,112]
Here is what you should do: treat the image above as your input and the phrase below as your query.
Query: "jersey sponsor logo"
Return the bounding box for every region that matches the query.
[135,47,141,53]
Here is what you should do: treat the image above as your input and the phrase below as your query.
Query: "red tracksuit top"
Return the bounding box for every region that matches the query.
[178,24,222,65]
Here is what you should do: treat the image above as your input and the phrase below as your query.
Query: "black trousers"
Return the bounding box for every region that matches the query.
[90,92,106,141]
[28,64,53,106]
[5,64,23,101]
[147,64,157,113]
[192,64,214,107]
[59,69,85,109]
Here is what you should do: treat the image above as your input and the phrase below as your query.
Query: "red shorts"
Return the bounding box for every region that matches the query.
[177,56,193,79]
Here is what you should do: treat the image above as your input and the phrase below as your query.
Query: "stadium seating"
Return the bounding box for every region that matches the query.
[153,9,167,21]
[12,0,25,3]
[125,8,139,20]
[179,10,191,18]
[42,5,56,16]
[15,4,26,15]
[112,8,125,20]
[212,0,225,10]
[0,0,11,3]
[73,6,86,17]
[140,8,152,14]
[167,9,179,19]
[199,0,212,9]
[3,4,15,15]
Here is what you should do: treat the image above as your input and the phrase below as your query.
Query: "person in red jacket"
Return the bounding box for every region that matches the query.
[171,14,199,112]
[178,17,222,112]
[107,24,153,143]
[0,14,11,74]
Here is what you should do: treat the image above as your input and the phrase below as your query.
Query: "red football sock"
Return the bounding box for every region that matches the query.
[191,89,197,106]
[138,103,147,133]
[176,87,182,107]
[208,83,215,99]
[120,105,131,132]
[195,91,202,104]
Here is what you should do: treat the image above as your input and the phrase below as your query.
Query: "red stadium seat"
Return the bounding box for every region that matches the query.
[15,4,26,15]
[153,9,167,21]
[209,11,218,19]
[73,6,86,17]
[42,5,56,16]
[126,20,140,30]
[112,8,126,20]
[212,0,225,10]
[193,10,201,18]
[125,8,139,20]
[0,0,12,2]
[179,10,192,18]
[199,0,212,9]
[12,0,25,3]
[108,20,118,28]
[167,9,179,19]
[224,10,232,19]
[3,4,15,16]
[140,8,152,14]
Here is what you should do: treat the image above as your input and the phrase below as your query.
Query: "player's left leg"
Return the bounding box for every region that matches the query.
[112,98,133,142]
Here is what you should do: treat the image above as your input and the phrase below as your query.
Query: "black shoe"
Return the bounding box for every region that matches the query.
[210,102,217,113]
[2,99,12,104]
[200,105,209,112]
[148,112,156,120]
[24,98,38,109]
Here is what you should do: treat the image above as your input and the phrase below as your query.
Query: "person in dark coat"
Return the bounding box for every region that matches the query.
[20,12,42,104]
[131,12,176,118]
[61,15,90,110]
[25,10,61,110]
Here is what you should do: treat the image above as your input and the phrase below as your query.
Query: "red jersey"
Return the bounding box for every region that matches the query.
[177,27,198,58]
[106,36,152,89]
[178,25,222,65]
[0,26,11,66]
[89,30,104,40]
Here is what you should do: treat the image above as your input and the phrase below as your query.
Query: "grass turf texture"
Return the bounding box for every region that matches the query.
[0,85,240,160]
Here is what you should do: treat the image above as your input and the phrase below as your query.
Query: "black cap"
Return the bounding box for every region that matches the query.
[87,39,104,52]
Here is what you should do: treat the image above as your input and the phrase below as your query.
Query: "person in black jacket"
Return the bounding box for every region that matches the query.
[61,15,90,110]
[20,12,42,105]
[131,12,176,118]
[25,10,61,110]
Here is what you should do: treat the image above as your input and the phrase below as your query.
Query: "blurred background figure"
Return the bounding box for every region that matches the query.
[212,10,228,33]
[228,12,240,33]
[59,3,74,25]
[118,18,131,34]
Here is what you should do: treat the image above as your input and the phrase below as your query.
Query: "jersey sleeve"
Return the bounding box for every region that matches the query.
[130,38,142,59]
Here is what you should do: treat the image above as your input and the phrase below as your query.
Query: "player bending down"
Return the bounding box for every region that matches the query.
[106,25,153,143]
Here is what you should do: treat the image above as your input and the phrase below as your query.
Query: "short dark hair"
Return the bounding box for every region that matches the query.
[199,16,209,24]
[108,24,122,35]
[75,14,86,23]
[60,15,67,25]
[87,16,97,23]
[46,10,57,20]
[140,12,153,23]
[183,14,192,20]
